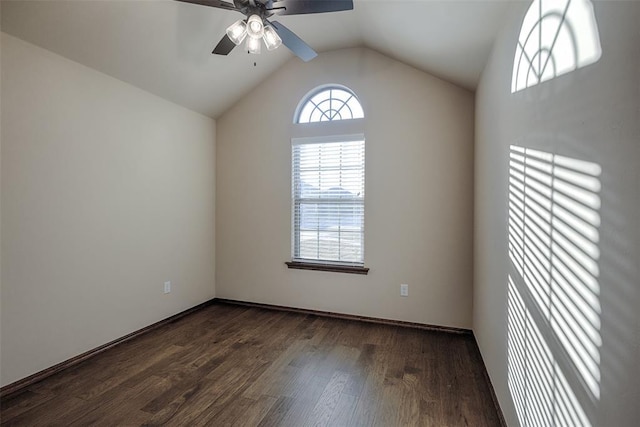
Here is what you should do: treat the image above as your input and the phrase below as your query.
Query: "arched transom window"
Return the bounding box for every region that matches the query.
[296,86,364,123]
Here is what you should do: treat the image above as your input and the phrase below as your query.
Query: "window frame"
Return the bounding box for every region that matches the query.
[287,85,368,274]
[293,84,364,124]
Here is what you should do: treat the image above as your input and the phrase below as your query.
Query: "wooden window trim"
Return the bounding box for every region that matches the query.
[285,261,369,275]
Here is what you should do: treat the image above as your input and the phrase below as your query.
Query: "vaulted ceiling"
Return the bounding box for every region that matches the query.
[1,0,511,118]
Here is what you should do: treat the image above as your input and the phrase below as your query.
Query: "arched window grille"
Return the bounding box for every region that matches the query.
[295,86,364,123]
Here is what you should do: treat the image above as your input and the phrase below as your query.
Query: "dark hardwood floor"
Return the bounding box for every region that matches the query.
[0,302,502,426]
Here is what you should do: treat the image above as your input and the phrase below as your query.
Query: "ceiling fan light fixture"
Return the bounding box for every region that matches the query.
[263,25,282,51]
[246,36,262,54]
[246,14,264,39]
[226,19,247,45]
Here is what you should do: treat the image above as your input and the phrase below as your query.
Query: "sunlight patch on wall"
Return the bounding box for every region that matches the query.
[507,145,602,426]
[511,0,601,93]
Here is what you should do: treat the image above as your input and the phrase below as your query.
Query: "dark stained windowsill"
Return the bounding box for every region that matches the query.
[285,261,369,275]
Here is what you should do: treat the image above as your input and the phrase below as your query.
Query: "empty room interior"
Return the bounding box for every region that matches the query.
[1,0,638,425]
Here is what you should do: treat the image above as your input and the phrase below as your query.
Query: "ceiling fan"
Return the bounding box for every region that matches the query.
[176,0,353,62]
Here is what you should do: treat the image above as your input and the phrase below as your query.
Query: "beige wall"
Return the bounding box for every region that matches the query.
[474,2,639,426]
[0,33,216,386]
[217,47,475,329]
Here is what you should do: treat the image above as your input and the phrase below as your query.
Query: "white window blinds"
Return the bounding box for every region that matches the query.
[292,136,365,266]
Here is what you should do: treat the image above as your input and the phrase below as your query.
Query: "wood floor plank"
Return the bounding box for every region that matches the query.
[0,390,54,423]
[306,371,350,427]
[74,344,184,401]
[270,375,331,427]
[198,395,278,427]
[1,396,88,427]
[327,391,357,426]
[256,395,296,427]
[68,376,170,426]
[166,360,271,426]
[0,302,502,426]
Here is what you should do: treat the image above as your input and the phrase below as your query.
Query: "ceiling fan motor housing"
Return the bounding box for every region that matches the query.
[177,0,353,61]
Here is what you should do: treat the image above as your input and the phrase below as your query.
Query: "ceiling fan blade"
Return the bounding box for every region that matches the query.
[175,0,239,12]
[270,0,352,15]
[270,21,317,62]
[212,34,237,55]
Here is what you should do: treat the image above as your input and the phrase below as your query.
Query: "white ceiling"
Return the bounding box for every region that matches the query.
[1,0,511,118]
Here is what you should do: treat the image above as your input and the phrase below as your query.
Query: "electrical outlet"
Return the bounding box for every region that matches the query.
[164,281,171,294]
[400,283,409,297]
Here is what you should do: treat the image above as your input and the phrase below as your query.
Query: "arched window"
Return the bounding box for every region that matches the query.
[287,85,367,273]
[295,86,364,123]
[511,0,601,93]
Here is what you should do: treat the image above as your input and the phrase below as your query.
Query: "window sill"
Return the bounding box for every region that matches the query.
[285,261,369,275]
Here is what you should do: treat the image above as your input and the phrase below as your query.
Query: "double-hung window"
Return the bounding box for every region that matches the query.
[288,86,367,273]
